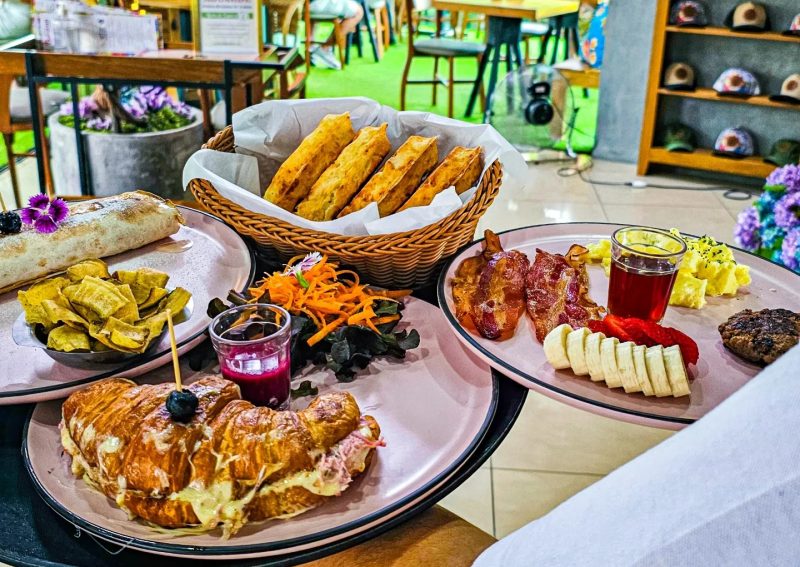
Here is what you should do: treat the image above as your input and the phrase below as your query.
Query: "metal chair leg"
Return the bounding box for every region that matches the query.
[432,55,439,105]
[2,132,22,208]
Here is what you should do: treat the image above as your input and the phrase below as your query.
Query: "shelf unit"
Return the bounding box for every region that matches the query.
[638,1,800,179]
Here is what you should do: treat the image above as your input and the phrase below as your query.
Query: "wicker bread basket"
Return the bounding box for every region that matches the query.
[188,126,503,289]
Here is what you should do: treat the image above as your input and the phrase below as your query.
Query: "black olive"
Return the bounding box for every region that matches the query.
[166,390,199,423]
[0,211,22,235]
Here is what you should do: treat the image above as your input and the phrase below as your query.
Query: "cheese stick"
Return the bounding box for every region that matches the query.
[398,146,483,211]
[339,135,438,218]
[295,124,391,221]
[263,112,355,211]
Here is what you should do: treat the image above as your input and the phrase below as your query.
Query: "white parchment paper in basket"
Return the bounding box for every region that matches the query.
[183,97,527,236]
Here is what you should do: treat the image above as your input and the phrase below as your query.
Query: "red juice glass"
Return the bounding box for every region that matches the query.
[209,304,292,410]
[607,226,687,322]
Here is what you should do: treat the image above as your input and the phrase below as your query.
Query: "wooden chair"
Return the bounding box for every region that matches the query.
[520,20,548,64]
[266,0,305,47]
[1,77,67,207]
[457,12,484,39]
[400,0,485,118]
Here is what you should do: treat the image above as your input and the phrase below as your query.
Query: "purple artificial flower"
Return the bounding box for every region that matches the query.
[20,195,69,234]
[781,228,800,272]
[754,189,782,219]
[766,164,800,193]
[774,192,800,231]
[86,116,112,131]
[734,206,761,251]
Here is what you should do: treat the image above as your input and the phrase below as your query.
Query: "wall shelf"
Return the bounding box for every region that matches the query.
[638,2,800,180]
[657,87,800,111]
[665,25,800,44]
[648,147,776,179]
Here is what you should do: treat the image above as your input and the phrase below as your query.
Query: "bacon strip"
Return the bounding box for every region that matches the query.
[452,231,529,340]
[525,245,604,342]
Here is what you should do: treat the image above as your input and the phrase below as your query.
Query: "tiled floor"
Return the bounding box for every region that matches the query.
[441,157,753,539]
[0,155,753,541]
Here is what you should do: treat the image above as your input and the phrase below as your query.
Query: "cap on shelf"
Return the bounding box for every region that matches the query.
[783,13,800,36]
[769,74,800,104]
[765,139,800,166]
[713,127,756,158]
[663,123,697,152]
[725,2,769,32]
[713,68,761,97]
[663,62,696,91]
[669,0,709,27]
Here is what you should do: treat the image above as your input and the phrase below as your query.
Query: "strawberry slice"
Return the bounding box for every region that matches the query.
[587,319,607,334]
[601,314,635,343]
[636,319,700,366]
[615,317,657,347]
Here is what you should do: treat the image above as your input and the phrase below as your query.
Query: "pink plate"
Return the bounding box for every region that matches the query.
[438,222,800,430]
[0,208,254,405]
[23,297,497,559]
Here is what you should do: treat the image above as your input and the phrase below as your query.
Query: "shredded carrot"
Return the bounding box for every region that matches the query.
[247,255,411,346]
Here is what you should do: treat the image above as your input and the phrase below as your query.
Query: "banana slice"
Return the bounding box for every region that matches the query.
[645,345,672,397]
[566,327,591,375]
[584,331,606,382]
[600,337,622,388]
[632,344,654,396]
[616,342,641,393]
[663,345,691,398]
[544,324,573,369]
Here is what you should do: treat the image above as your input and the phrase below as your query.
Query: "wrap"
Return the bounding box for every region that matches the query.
[339,135,438,218]
[263,112,355,211]
[295,124,391,221]
[399,146,484,211]
[0,191,184,294]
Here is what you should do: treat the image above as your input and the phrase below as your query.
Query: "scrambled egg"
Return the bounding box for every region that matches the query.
[585,231,750,309]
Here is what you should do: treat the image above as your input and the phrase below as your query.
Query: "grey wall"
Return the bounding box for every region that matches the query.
[594,0,800,164]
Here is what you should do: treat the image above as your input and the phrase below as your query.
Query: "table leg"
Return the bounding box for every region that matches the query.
[358,0,380,62]
[483,42,502,123]
[465,44,491,118]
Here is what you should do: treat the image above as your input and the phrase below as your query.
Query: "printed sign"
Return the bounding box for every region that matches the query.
[199,0,260,54]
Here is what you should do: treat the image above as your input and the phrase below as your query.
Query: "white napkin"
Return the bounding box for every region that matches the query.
[183,97,527,236]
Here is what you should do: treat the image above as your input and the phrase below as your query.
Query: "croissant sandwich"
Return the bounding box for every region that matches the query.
[60,376,383,537]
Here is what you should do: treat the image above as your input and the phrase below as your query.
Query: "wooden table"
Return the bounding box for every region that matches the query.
[430,0,578,120]
[1,46,299,196]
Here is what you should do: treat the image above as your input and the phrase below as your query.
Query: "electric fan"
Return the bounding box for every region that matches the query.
[488,64,579,161]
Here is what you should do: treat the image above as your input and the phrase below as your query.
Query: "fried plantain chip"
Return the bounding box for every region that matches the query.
[138,286,169,310]
[41,299,90,330]
[114,268,170,304]
[47,325,91,352]
[68,276,130,319]
[112,284,140,323]
[92,317,149,352]
[143,287,192,319]
[137,311,168,342]
[66,259,110,282]
[18,277,71,327]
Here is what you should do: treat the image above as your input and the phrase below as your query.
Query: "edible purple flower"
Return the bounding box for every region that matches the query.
[781,228,800,272]
[734,206,761,251]
[765,164,800,193]
[754,189,782,219]
[20,195,69,234]
[774,192,800,231]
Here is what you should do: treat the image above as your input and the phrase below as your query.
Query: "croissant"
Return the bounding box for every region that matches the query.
[60,376,383,537]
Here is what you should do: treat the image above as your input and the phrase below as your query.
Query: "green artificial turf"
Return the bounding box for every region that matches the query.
[305,24,598,153]
[0,131,34,169]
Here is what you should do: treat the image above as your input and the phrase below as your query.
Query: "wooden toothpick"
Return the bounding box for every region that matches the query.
[166,309,182,392]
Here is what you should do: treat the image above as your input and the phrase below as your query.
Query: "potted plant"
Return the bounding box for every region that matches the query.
[49,86,203,200]
[734,164,800,274]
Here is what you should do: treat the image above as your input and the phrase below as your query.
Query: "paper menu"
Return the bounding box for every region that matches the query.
[199,0,261,55]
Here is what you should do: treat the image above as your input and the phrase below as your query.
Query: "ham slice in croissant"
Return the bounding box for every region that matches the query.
[60,376,383,537]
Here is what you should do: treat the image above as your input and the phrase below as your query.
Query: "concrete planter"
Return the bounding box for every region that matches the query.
[49,108,203,200]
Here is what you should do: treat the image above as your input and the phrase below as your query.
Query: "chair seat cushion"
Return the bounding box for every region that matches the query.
[309,0,361,19]
[520,21,549,37]
[10,84,69,124]
[414,38,485,57]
